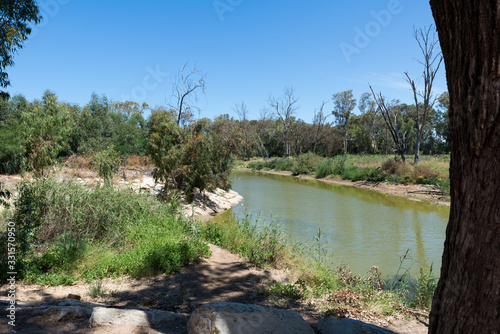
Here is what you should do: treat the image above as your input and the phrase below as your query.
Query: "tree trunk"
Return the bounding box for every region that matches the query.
[429,1,500,332]
[414,137,420,164]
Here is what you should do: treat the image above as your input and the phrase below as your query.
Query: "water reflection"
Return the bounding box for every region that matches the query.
[220,171,449,277]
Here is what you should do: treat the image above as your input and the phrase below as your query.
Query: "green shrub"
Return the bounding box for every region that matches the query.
[291,153,322,175]
[200,217,291,268]
[341,166,384,182]
[247,161,266,170]
[90,146,122,184]
[331,154,348,176]
[148,113,236,202]
[266,280,308,300]
[269,157,294,171]
[315,159,334,179]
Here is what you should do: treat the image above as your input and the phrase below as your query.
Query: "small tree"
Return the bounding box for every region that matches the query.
[147,110,236,202]
[332,90,357,154]
[22,91,73,176]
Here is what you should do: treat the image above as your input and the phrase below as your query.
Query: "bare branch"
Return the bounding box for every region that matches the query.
[167,63,206,126]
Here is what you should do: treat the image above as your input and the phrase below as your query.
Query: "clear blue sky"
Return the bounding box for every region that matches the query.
[6,0,446,121]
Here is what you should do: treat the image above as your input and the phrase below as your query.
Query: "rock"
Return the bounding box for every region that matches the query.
[89,306,187,327]
[187,302,314,334]
[43,306,93,322]
[318,317,397,334]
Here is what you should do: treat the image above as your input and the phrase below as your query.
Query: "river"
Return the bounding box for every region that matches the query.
[219,170,449,278]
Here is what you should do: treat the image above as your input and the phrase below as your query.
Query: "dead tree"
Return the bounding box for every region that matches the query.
[268,87,298,157]
[168,63,206,126]
[369,85,407,163]
[405,26,443,164]
[312,100,330,154]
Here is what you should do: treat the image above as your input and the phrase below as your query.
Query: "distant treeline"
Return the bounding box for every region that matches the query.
[0,89,450,175]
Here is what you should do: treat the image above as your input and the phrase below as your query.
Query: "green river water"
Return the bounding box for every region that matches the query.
[219,170,450,278]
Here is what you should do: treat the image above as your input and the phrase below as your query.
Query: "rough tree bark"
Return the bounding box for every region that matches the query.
[429,1,500,333]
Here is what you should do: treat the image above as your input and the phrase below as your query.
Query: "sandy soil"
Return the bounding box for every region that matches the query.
[237,168,450,207]
[1,244,428,333]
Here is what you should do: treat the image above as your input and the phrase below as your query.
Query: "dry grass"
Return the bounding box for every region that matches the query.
[64,154,93,170]
[124,155,153,169]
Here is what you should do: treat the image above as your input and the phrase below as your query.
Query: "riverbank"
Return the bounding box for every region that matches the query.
[1,168,431,333]
[0,243,428,333]
[0,166,244,219]
[236,167,450,207]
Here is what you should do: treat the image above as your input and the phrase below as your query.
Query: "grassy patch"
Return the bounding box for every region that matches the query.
[0,178,210,283]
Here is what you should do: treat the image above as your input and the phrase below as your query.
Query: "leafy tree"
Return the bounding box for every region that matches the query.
[358,92,381,154]
[77,93,114,153]
[147,109,236,202]
[0,0,41,98]
[332,90,357,154]
[22,90,73,175]
[109,101,147,155]
[0,94,27,173]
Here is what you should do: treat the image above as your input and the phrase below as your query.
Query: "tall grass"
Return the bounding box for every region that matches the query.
[0,178,210,284]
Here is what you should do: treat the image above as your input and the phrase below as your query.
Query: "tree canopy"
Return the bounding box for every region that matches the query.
[0,0,41,98]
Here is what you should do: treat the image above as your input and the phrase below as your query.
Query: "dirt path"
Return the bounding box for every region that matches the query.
[1,244,428,333]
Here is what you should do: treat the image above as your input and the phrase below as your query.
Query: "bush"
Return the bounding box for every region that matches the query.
[341,167,384,182]
[292,153,322,175]
[381,159,411,176]
[331,154,349,176]
[269,157,294,171]
[315,159,334,179]
[90,146,122,184]
[247,161,266,170]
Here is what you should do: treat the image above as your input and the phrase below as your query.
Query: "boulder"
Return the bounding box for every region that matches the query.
[318,317,397,334]
[187,302,314,334]
[43,306,93,322]
[89,306,186,327]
